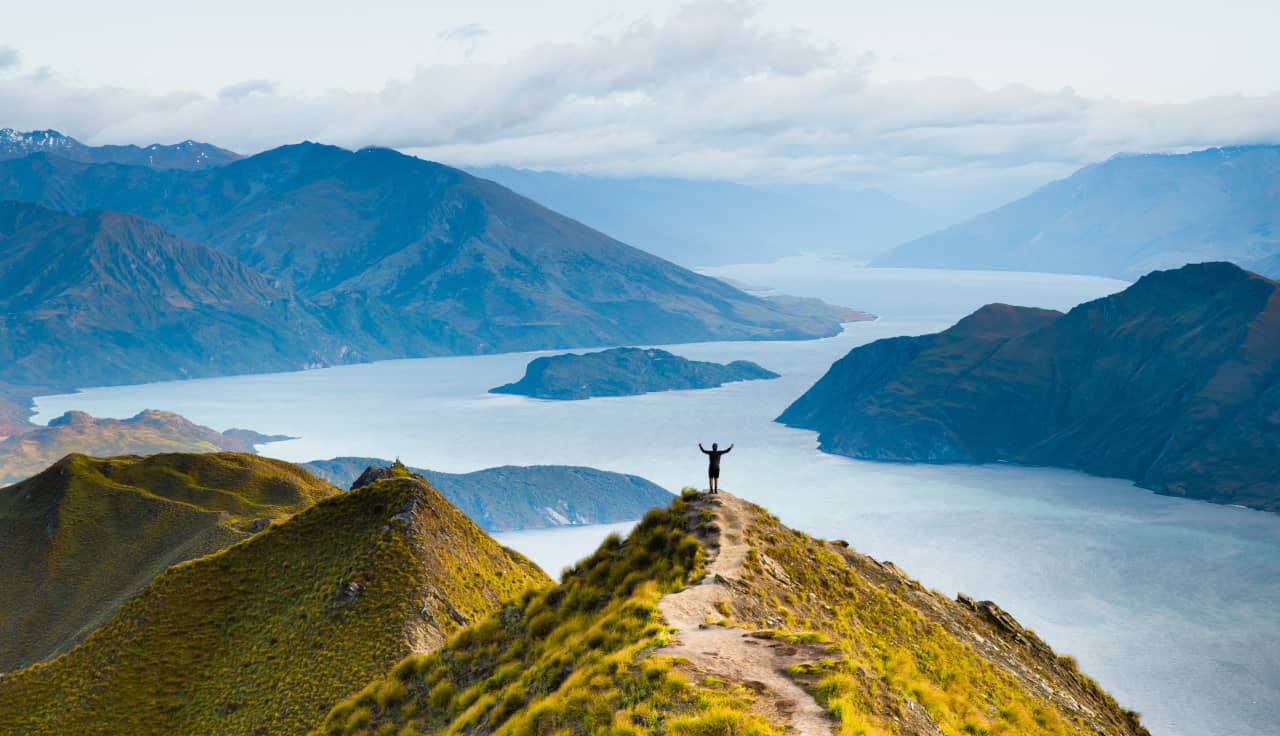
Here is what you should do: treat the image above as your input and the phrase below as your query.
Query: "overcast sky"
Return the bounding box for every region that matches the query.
[2,0,1278,208]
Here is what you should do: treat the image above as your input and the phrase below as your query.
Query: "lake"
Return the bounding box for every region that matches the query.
[34,263,1279,736]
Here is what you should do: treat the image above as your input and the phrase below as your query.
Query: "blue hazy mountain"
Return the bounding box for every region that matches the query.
[471,166,943,267]
[874,146,1280,279]
[0,144,839,364]
[779,262,1280,511]
[300,457,672,531]
[0,128,240,170]
[0,201,348,388]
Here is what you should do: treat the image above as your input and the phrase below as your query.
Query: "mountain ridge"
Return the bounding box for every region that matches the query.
[0,452,338,672]
[471,165,942,267]
[0,409,292,484]
[779,261,1280,510]
[0,469,548,734]
[0,128,241,170]
[301,457,673,532]
[873,145,1280,279]
[0,200,356,388]
[0,144,840,357]
[315,490,1148,736]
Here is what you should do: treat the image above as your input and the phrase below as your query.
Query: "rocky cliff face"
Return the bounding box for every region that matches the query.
[491,346,780,400]
[780,262,1280,511]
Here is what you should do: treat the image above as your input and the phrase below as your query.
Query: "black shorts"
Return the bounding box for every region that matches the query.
[708,470,720,479]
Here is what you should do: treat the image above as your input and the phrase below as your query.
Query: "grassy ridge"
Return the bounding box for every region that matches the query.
[314,491,1147,736]
[313,493,784,736]
[0,452,336,671]
[729,503,1148,736]
[0,474,548,736]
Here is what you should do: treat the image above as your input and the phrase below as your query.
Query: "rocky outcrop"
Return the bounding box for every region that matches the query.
[780,262,1280,511]
[491,347,780,400]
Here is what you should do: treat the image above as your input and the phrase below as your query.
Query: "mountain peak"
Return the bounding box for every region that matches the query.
[0,128,240,170]
[0,457,547,734]
[875,144,1280,279]
[781,262,1280,509]
[315,489,1147,736]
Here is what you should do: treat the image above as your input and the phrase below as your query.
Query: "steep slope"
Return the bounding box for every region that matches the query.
[0,200,355,387]
[302,457,672,531]
[780,262,1280,510]
[0,409,290,484]
[491,347,780,400]
[315,490,1146,736]
[472,166,942,267]
[0,146,839,357]
[874,145,1280,279]
[0,471,548,735]
[0,128,240,170]
[0,452,336,672]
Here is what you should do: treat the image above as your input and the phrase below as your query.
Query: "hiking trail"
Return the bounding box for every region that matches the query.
[655,491,834,735]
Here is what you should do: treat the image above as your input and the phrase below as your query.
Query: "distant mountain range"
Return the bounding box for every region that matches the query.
[0,137,842,422]
[0,128,240,170]
[491,347,779,400]
[780,262,1280,511]
[472,166,943,267]
[874,146,1280,279]
[0,410,291,485]
[300,457,672,531]
[0,201,351,388]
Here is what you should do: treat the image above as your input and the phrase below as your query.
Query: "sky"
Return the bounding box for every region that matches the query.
[2,0,1279,209]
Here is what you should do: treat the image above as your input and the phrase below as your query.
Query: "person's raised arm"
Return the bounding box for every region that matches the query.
[699,443,708,454]
[724,444,734,453]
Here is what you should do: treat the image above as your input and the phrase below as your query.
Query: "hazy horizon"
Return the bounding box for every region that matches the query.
[4,0,1279,211]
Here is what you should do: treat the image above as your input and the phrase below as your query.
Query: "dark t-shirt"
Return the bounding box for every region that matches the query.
[700,446,731,474]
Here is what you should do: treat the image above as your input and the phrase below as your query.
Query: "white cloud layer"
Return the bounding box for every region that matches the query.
[1,1,1278,207]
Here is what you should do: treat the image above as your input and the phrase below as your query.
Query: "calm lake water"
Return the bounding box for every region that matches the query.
[35,263,1279,736]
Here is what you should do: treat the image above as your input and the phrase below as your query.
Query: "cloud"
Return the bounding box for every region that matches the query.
[0,46,19,70]
[218,79,278,101]
[0,0,1277,207]
[437,23,490,43]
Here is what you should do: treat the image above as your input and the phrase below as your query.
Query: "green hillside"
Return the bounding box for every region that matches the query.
[314,491,1147,736]
[0,471,548,735]
[0,452,335,672]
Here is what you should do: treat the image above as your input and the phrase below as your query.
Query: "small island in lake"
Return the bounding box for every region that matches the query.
[491,347,780,400]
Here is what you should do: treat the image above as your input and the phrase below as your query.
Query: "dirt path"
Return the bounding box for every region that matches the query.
[656,492,834,735]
